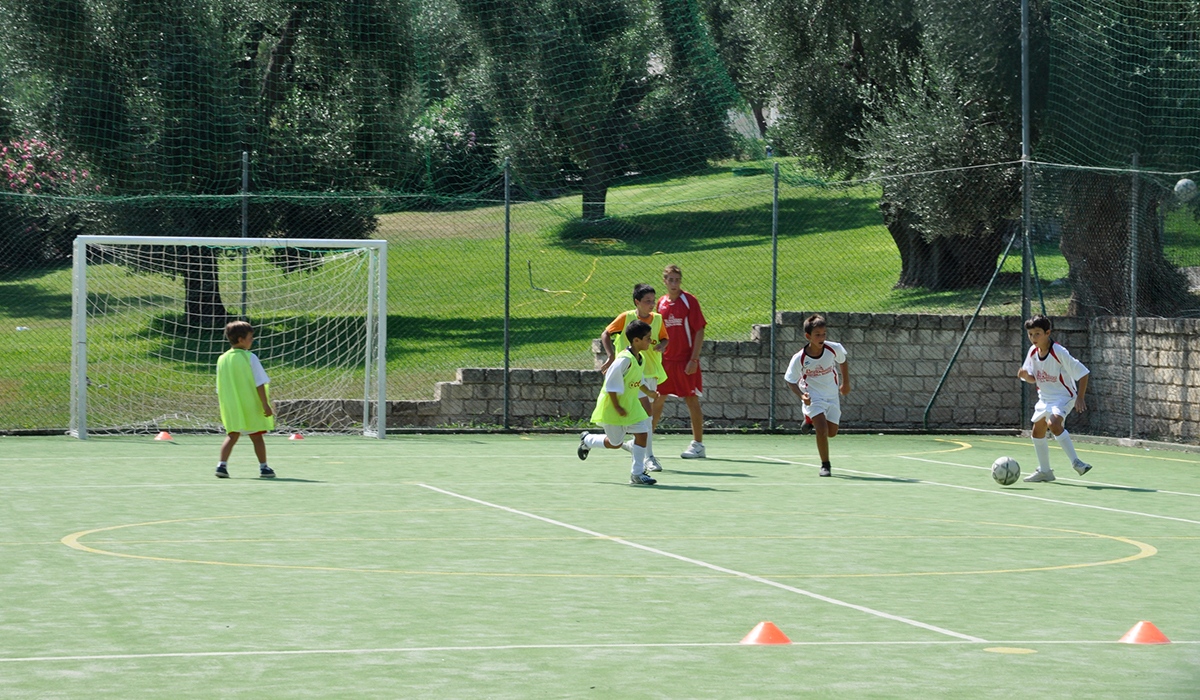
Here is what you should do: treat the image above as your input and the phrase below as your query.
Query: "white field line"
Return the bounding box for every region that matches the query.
[3,639,1197,663]
[758,457,1200,526]
[417,483,985,643]
[899,455,1200,499]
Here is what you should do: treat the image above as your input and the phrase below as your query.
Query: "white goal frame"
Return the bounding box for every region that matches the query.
[70,235,388,439]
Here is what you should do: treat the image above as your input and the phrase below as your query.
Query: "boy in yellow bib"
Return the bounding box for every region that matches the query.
[579,320,661,485]
[599,283,669,471]
[215,320,276,479]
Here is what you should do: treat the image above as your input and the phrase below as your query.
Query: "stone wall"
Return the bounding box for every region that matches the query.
[283,312,1195,443]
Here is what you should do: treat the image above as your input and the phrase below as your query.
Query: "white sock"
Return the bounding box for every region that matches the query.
[1032,436,1051,472]
[584,434,607,449]
[1054,430,1081,464]
[631,443,646,474]
[218,461,227,468]
[259,463,269,470]
[645,431,654,457]
[620,439,633,453]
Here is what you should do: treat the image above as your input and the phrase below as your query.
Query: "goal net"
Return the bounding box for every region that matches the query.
[70,236,386,438]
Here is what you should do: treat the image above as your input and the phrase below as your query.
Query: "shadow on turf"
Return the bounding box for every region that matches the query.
[668,469,754,477]
[249,477,325,483]
[1053,482,1156,493]
[833,474,919,483]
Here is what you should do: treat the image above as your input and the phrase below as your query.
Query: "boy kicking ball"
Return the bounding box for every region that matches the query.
[784,314,849,477]
[578,320,661,485]
[1018,315,1093,482]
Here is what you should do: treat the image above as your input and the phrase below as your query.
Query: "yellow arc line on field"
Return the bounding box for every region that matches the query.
[59,514,1156,579]
[979,437,1200,464]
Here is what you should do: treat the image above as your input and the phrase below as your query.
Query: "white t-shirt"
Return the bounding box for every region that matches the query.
[1021,342,1088,404]
[784,341,847,399]
[248,353,270,388]
[604,354,636,395]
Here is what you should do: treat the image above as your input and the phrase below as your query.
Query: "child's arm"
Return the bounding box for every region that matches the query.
[640,384,660,401]
[1018,368,1036,383]
[257,385,273,417]
[607,391,627,417]
[786,380,808,404]
[1074,374,1088,413]
[599,331,617,373]
[839,360,850,395]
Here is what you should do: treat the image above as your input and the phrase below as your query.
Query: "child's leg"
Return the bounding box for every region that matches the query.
[813,413,831,463]
[220,432,240,462]
[1047,412,1086,468]
[630,432,648,474]
[1030,418,1052,472]
[248,432,268,465]
[638,395,655,456]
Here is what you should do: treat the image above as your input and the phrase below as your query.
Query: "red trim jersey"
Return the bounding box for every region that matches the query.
[657,291,706,362]
[784,341,847,399]
[1021,342,1089,404]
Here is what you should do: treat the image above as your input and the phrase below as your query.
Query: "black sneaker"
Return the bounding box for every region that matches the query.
[818,463,831,477]
[215,465,230,479]
[800,419,814,435]
[577,431,590,461]
[259,466,276,479]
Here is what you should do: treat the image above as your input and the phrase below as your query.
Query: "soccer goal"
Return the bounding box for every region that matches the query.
[70,236,387,439]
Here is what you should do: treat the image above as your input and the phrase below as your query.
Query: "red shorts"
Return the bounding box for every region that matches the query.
[659,359,703,397]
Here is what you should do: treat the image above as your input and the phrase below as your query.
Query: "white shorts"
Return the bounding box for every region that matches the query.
[638,378,657,399]
[803,395,841,425]
[1031,397,1075,424]
[602,418,652,445]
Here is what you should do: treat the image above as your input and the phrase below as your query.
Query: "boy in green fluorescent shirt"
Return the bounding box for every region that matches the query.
[578,320,661,485]
[215,320,276,479]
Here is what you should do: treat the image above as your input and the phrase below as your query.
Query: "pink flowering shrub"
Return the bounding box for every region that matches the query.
[0,135,98,271]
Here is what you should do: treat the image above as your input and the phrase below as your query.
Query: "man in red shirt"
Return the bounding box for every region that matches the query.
[653,264,707,458]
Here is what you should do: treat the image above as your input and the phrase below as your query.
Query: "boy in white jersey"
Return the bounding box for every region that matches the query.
[784,314,850,477]
[1018,315,1093,481]
[578,320,662,485]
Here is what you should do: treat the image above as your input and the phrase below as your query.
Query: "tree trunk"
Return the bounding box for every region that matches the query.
[751,101,768,138]
[1059,170,1192,317]
[881,200,1009,290]
[182,246,229,329]
[581,156,610,221]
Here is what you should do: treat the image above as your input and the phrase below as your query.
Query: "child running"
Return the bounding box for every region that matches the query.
[1018,315,1092,482]
[215,320,276,479]
[578,319,662,485]
[784,314,850,477]
[599,283,669,471]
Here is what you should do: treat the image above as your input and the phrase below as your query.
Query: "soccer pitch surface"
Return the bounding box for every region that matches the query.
[2,433,1198,698]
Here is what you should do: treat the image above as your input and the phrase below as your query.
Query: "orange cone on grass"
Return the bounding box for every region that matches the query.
[1118,621,1170,644]
[740,621,791,645]
[154,431,173,441]
[289,433,305,440]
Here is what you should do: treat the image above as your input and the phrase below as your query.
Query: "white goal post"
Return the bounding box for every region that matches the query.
[70,236,387,439]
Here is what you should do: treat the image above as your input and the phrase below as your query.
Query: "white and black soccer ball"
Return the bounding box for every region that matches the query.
[991,457,1020,486]
[1175,178,1197,202]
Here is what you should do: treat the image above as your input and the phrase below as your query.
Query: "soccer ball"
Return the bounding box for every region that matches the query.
[1175,178,1197,202]
[991,457,1021,486]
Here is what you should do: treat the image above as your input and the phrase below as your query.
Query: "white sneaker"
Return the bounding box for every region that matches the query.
[645,455,663,472]
[1024,469,1056,483]
[1072,459,1093,476]
[680,441,706,459]
[630,472,658,485]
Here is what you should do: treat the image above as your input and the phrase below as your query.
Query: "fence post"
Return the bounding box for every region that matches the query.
[241,151,249,318]
[503,158,511,430]
[770,162,779,430]
[1020,0,1032,426]
[1129,153,1139,439]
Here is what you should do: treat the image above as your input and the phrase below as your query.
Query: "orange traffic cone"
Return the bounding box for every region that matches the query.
[1118,621,1170,644]
[740,621,791,645]
[288,433,305,440]
[154,431,173,441]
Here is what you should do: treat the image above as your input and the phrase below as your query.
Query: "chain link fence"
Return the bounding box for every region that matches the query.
[3,160,1198,438]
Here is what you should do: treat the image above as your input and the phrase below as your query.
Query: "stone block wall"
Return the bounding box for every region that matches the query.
[283,312,1194,443]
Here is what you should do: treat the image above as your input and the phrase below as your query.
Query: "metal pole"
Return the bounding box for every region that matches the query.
[769,162,779,430]
[1020,0,1032,426]
[241,151,249,319]
[70,236,89,439]
[503,158,512,430]
[1129,153,1139,439]
[375,244,388,439]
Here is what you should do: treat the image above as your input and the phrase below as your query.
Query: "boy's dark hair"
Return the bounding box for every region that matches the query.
[1024,315,1052,332]
[803,314,827,335]
[633,283,655,302]
[224,320,254,345]
[625,319,652,342]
